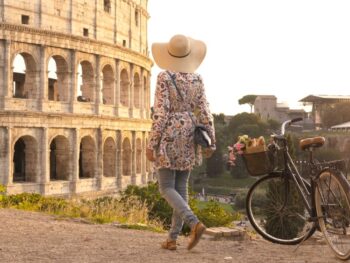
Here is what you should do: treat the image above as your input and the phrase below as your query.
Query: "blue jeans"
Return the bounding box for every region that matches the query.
[158,168,199,241]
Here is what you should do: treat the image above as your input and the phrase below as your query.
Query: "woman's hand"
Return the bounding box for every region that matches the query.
[203,145,216,159]
[146,148,156,162]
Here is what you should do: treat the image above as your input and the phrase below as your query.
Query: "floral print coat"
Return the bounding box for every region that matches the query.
[148,71,215,171]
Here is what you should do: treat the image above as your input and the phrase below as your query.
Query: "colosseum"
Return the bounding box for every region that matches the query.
[0,0,153,196]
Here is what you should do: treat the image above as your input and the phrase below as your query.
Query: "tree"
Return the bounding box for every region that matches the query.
[320,102,350,128]
[238,95,257,113]
[205,114,227,177]
[226,112,269,142]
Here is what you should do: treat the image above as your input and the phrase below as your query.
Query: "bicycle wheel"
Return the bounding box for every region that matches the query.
[315,170,350,260]
[246,173,316,245]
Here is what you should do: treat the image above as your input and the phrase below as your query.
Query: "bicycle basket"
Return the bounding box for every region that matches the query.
[242,151,274,176]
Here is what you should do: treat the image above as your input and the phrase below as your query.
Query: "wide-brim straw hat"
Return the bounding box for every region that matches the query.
[152,34,206,73]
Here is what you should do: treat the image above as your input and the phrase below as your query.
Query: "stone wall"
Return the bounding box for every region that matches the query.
[1,0,149,55]
[0,0,153,197]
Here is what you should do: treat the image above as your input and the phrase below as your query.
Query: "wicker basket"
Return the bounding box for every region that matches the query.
[242,150,274,176]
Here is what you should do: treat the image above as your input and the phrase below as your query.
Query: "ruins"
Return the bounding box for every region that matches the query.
[0,0,152,196]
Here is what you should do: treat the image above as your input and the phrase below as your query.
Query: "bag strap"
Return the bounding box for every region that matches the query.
[166,71,197,127]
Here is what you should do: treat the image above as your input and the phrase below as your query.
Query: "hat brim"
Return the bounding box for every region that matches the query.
[152,37,206,73]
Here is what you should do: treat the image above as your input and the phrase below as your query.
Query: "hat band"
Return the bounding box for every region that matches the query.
[167,49,191,58]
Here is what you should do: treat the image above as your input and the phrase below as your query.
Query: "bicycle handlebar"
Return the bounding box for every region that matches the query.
[281,118,303,135]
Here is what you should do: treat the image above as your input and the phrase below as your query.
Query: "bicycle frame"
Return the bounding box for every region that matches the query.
[282,145,315,215]
[273,118,318,219]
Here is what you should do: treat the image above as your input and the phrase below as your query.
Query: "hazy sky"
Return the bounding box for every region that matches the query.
[148,0,350,115]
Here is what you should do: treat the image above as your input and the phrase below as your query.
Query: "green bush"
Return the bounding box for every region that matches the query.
[1,193,43,209]
[234,191,247,210]
[120,182,239,231]
[196,200,234,227]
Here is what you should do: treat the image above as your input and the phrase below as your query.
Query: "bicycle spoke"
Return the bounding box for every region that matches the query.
[247,174,315,245]
[315,171,350,260]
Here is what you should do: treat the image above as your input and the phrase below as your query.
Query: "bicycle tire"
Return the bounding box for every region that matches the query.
[246,173,316,245]
[315,169,350,260]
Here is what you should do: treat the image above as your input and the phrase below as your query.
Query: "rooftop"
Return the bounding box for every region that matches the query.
[331,121,350,129]
[299,95,350,103]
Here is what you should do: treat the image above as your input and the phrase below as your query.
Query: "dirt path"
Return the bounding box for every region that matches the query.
[0,209,342,263]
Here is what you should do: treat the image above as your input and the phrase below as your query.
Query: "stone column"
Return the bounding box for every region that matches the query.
[129,64,134,118]
[145,72,150,119]
[141,131,146,184]
[131,131,136,185]
[114,0,117,44]
[2,40,11,108]
[4,127,12,185]
[116,130,122,189]
[69,0,73,34]
[114,60,120,116]
[39,45,48,111]
[0,0,4,22]
[140,68,145,119]
[71,128,80,194]
[40,127,50,194]
[94,0,98,39]
[96,127,103,190]
[95,55,102,115]
[38,0,43,27]
[70,49,77,113]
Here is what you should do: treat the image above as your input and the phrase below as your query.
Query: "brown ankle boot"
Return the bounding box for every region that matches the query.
[187,222,206,250]
[161,239,177,250]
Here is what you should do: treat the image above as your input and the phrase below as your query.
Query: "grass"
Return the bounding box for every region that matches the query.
[0,193,164,232]
[197,200,233,213]
[193,171,257,195]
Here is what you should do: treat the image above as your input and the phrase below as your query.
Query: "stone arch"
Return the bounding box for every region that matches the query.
[133,72,141,108]
[102,64,115,105]
[77,60,95,102]
[136,138,142,174]
[49,135,70,181]
[103,137,116,177]
[48,55,69,102]
[13,135,38,183]
[120,68,129,107]
[12,52,38,99]
[79,136,96,178]
[122,137,132,176]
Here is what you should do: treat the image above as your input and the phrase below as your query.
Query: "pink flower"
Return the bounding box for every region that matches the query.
[233,143,245,154]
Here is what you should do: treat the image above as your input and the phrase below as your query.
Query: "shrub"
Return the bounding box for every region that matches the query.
[196,200,234,227]
[0,192,163,231]
[234,190,247,210]
[1,193,43,209]
[120,182,240,232]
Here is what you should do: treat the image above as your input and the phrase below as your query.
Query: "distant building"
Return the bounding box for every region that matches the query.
[254,95,307,124]
[299,95,350,129]
[331,122,350,132]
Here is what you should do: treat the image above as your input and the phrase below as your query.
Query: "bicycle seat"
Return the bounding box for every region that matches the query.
[299,136,325,151]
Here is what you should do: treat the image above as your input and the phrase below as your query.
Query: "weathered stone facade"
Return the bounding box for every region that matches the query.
[254,95,306,123]
[0,0,153,196]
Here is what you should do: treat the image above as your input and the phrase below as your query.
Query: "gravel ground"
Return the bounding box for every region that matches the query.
[0,208,343,263]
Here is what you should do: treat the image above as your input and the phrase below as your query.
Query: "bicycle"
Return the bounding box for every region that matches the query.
[236,118,350,260]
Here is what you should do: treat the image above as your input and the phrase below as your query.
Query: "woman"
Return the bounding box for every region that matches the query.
[146,34,216,251]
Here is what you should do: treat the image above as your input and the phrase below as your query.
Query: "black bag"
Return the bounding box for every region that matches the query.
[194,124,212,148]
[166,71,212,148]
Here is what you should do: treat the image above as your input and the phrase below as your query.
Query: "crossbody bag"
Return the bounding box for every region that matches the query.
[166,71,212,148]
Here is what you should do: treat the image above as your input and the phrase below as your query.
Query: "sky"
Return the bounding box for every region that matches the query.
[147,0,350,115]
